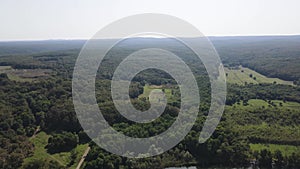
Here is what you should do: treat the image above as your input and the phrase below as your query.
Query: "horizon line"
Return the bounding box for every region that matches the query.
[1,34,300,42]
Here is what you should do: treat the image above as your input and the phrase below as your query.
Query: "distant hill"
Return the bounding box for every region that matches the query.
[0,36,299,83]
[0,40,85,56]
[210,35,300,83]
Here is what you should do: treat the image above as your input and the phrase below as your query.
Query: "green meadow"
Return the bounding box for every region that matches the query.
[22,132,88,169]
[225,66,294,86]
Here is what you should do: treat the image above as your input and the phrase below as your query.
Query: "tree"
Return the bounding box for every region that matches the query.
[274,150,284,168]
[47,132,78,153]
[258,149,272,169]
[23,159,64,169]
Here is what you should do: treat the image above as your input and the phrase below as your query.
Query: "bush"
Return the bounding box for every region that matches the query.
[46,132,78,153]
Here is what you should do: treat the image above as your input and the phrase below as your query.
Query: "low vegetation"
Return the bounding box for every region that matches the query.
[225,66,294,85]
[0,66,52,82]
[22,132,89,169]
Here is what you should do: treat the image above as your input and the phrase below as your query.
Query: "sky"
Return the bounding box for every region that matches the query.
[0,0,300,41]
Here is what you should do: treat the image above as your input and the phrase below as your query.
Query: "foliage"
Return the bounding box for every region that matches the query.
[47,132,79,153]
[0,37,299,168]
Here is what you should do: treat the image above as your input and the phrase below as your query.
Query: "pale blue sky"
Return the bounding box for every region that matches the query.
[1,0,300,40]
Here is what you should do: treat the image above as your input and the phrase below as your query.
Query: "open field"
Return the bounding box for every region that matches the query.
[225,66,294,85]
[228,99,300,111]
[233,123,300,145]
[250,143,300,157]
[0,66,52,82]
[0,65,11,70]
[22,132,88,169]
[138,84,178,104]
[138,84,163,98]
[227,99,300,148]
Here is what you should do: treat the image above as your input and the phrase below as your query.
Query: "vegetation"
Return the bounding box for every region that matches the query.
[225,66,294,85]
[250,143,299,157]
[212,36,300,85]
[22,131,88,169]
[0,37,299,168]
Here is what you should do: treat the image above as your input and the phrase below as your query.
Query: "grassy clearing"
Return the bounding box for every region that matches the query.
[6,73,34,82]
[23,132,51,164]
[250,143,300,156]
[228,99,300,111]
[68,144,90,169]
[0,65,12,70]
[227,99,300,148]
[234,123,300,147]
[22,132,88,169]
[138,84,178,103]
[0,66,52,82]
[225,66,294,85]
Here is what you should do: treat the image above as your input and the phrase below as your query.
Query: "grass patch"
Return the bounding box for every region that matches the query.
[138,84,178,104]
[228,99,300,111]
[227,99,300,146]
[0,66,12,70]
[225,66,294,86]
[0,68,52,82]
[250,143,300,156]
[233,124,300,146]
[22,131,88,169]
[6,73,34,82]
[69,144,89,169]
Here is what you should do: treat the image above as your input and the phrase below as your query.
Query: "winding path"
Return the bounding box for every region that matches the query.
[76,146,90,169]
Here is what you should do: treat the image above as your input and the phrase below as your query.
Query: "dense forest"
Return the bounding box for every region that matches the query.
[0,36,299,169]
[211,36,300,84]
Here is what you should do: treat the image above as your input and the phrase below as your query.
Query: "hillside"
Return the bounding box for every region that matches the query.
[225,66,294,85]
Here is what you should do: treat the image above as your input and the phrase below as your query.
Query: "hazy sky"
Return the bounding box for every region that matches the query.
[1,0,300,40]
